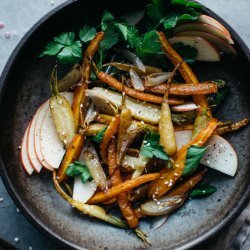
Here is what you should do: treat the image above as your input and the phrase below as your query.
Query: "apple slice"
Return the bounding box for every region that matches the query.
[174,130,238,176]
[198,15,231,37]
[174,23,234,44]
[175,31,237,55]
[73,177,97,203]
[20,123,34,175]
[169,36,221,62]
[172,102,198,112]
[40,92,73,169]
[34,100,54,171]
[27,104,45,173]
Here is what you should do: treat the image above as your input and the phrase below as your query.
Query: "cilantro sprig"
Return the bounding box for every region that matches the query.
[182,145,208,177]
[39,32,82,64]
[141,131,169,160]
[90,127,107,143]
[66,161,93,183]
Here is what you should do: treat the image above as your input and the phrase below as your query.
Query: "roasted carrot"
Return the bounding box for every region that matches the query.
[108,139,139,229]
[167,169,207,196]
[157,31,212,138]
[57,133,84,183]
[217,118,249,135]
[146,82,218,95]
[98,71,184,105]
[72,32,104,129]
[100,115,120,163]
[148,118,218,198]
[88,173,160,204]
[117,108,133,165]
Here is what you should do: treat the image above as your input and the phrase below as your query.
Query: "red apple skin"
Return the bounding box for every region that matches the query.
[198,15,231,37]
[20,123,34,175]
[27,105,43,173]
[174,23,234,44]
[175,31,237,55]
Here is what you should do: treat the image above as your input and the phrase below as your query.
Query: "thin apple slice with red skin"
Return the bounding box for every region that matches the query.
[27,103,45,173]
[169,36,221,62]
[174,23,234,44]
[39,92,74,169]
[34,100,54,171]
[174,130,238,176]
[198,15,231,37]
[20,123,34,175]
[172,102,198,112]
[175,31,237,55]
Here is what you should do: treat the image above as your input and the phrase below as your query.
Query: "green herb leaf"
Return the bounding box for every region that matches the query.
[115,23,140,49]
[66,161,93,183]
[136,30,162,57]
[186,1,203,9]
[141,131,169,160]
[189,183,217,198]
[182,145,208,177]
[172,42,198,63]
[40,32,82,64]
[101,10,115,31]
[100,24,119,52]
[90,127,107,143]
[79,25,97,43]
[163,14,178,29]
[147,3,163,22]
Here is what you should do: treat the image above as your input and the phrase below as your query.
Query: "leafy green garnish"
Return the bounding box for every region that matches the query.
[135,30,162,57]
[90,127,107,143]
[40,32,82,64]
[172,42,198,63]
[182,145,208,177]
[66,161,93,183]
[141,131,169,160]
[79,25,97,42]
[189,183,217,198]
[101,10,115,31]
[146,0,202,30]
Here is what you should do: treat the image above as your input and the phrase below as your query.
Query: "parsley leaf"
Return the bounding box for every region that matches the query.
[40,32,82,64]
[189,183,217,198]
[90,127,107,143]
[135,30,162,57]
[66,161,93,183]
[115,23,140,49]
[79,25,97,42]
[172,42,198,63]
[182,145,208,177]
[141,131,169,160]
[101,10,115,31]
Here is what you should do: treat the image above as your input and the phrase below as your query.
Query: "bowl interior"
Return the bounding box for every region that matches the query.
[0,1,250,249]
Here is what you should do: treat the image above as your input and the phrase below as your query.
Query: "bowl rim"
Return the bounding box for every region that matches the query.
[0,1,250,249]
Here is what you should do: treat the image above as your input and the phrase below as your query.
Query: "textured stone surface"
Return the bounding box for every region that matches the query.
[0,0,249,250]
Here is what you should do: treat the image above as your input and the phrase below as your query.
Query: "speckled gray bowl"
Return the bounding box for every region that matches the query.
[0,1,249,249]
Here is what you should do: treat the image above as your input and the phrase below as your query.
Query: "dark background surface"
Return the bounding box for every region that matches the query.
[0,0,249,249]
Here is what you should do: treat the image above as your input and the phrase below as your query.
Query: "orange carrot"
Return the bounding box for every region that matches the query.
[108,139,139,229]
[88,173,160,204]
[98,71,184,105]
[146,82,218,95]
[100,115,120,163]
[57,133,84,183]
[148,118,218,198]
[167,169,207,196]
[72,32,104,128]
